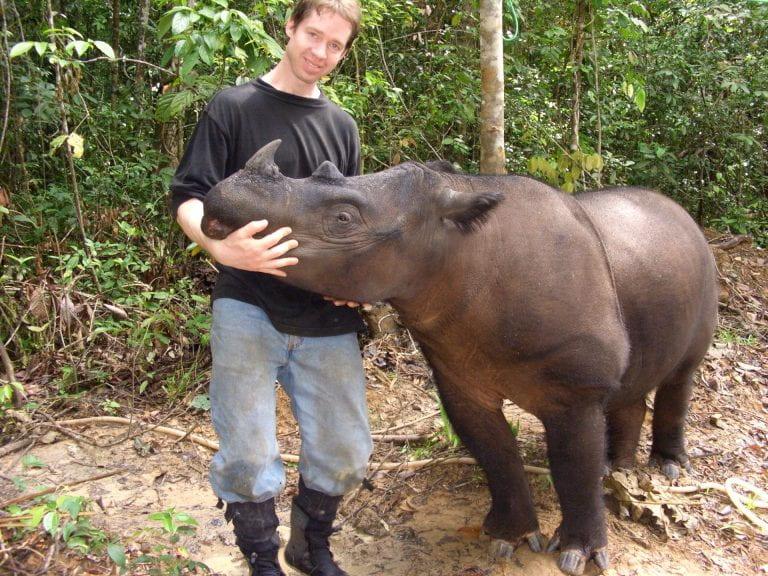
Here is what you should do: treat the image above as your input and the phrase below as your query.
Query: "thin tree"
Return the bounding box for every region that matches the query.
[570,0,587,152]
[134,0,150,91]
[479,0,505,174]
[110,0,120,102]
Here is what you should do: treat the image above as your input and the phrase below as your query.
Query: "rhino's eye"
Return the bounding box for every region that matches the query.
[324,203,362,238]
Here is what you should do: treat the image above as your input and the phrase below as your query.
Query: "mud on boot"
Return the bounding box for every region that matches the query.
[284,478,348,576]
[224,499,286,576]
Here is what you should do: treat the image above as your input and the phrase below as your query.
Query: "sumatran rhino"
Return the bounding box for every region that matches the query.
[201,140,718,575]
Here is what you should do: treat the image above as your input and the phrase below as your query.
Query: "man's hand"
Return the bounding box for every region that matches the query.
[176,199,298,277]
[206,220,298,276]
[323,296,372,311]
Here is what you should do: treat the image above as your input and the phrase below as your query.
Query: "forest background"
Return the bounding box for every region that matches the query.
[2,0,767,434]
[0,0,768,552]
[0,1,766,567]
[2,0,767,449]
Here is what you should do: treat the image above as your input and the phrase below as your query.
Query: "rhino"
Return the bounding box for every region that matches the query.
[201,140,718,575]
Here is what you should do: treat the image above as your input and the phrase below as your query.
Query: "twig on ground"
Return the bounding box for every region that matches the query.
[171,421,199,445]
[51,416,551,475]
[376,456,550,475]
[55,416,224,453]
[0,440,36,477]
[370,433,430,443]
[709,235,751,250]
[650,478,768,534]
[0,439,32,459]
[0,467,127,509]
[371,409,441,435]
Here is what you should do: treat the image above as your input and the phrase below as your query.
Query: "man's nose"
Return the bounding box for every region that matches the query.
[311,43,326,59]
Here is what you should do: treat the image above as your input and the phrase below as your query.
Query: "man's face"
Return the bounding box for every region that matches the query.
[284,9,353,86]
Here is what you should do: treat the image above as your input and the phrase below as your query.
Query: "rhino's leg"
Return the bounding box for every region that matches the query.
[542,402,609,576]
[650,369,694,479]
[437,381,543,552]
[606,398,646,470]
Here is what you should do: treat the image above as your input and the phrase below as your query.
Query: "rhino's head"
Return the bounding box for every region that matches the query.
[202,140,503,303]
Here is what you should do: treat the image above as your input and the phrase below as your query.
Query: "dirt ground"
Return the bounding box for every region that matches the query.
[1,236,766,576]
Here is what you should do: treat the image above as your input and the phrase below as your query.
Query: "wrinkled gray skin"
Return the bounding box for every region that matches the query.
[202,140,718,576]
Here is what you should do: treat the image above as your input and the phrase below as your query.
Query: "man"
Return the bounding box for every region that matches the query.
[169,2,370,575]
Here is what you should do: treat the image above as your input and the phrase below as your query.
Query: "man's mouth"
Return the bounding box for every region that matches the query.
[304,57,323,71]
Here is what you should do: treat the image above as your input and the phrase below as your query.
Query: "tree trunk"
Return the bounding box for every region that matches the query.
[0,0,12,158]
[479,0,505,174]
[134,0,150,91]
[589,2,602,187]
[46,0,94,264]
[570,0,586,152]
[110,0,120,101]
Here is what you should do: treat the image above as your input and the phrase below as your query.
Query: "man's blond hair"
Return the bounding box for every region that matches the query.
[289,0,362,50]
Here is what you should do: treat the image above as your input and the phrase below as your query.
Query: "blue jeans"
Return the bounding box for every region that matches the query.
[209,298,372,504]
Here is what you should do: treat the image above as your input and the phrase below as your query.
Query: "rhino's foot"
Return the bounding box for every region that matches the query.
[490,531,546,559]
[649,452,692,480]
[604,460,634,477]
[546,530,609,575]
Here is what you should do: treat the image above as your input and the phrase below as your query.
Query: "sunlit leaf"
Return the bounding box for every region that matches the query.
[93,41,115,59]
[42,510,60,535]
[68,133,85,158]
[634,86,646,112]
[9,42,35,58]
[172,11,193,35]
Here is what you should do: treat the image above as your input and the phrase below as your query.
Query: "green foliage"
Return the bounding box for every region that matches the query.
[190,393,211,411]
[438,400,461,448]
[148,508,199,543]
[529,150,604,192]
[5,495,109,555]
[21,455,46,470]
[155,0,284,120]
[121,508,209,575]
[0,381,25,410]
[1,0,766,422]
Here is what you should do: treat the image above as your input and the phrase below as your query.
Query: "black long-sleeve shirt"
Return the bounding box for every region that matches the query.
[170,79,365,336]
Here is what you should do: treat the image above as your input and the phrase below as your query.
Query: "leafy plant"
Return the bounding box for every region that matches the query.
[113,508,209,575]
[5,495,109,554]
[155,0,284,120]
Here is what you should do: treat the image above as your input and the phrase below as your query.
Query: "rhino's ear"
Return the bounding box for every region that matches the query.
[438,188,504,233]
[425,160,461,174]
[245,139,282,177]
[312,160,345,182]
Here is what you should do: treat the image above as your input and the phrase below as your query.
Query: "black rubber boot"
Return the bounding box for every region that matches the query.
[284,478,348,576]
[224,499,286,576]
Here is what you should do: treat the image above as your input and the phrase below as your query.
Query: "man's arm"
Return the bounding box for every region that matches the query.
[176,198,298,277]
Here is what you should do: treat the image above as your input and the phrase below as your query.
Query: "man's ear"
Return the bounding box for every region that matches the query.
[285,18,296,39]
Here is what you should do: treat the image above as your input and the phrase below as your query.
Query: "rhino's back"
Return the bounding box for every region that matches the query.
[576,187,718,393]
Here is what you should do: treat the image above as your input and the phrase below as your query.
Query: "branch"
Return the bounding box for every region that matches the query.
[0,339,27,406]
[0,468,126,509]
[53,416,551,476]
[79,56,174,77]
[0,339,15,383]
[0,438,32,458]
[0,0,12,156]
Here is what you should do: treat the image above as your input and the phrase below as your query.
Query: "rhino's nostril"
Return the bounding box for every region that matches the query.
[202,217,231,240]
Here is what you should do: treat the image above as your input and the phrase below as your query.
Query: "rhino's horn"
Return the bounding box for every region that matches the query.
[245,139,282,177]
[311,160,345,182]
